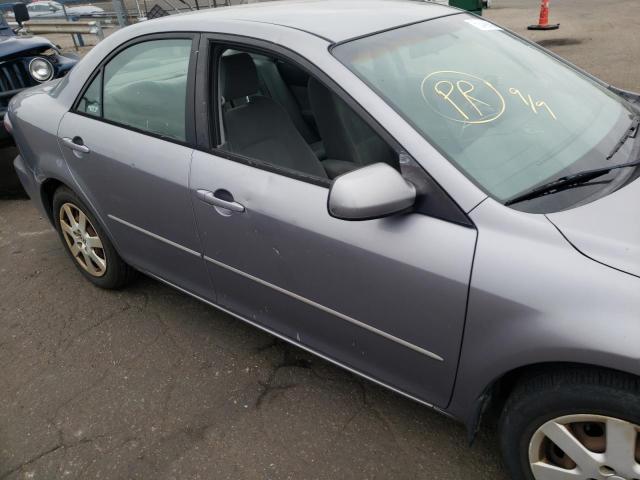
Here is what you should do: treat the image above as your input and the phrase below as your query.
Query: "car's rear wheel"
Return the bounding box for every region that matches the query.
[499,367,640,480]
[53,186,135,289]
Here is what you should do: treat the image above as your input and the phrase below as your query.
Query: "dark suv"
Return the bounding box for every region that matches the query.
[0,5,77,140]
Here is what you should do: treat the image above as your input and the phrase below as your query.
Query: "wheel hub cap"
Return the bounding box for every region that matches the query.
[59,202,107,277]
[529,414,640,480]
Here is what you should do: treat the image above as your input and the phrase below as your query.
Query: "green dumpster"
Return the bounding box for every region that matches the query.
[450,0,483,14]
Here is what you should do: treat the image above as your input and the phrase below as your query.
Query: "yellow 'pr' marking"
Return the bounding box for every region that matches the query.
[421,71,506,125]
[456,80,491,116]
[434,80,470,121]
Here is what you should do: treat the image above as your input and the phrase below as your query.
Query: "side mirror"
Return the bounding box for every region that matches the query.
[328,163,416,220]
[13,3,29,25]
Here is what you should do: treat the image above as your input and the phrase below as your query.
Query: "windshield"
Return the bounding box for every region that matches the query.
[333,14,638,212]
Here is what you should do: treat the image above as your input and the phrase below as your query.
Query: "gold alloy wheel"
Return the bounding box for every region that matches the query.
[59,202,107,277]
[529,414,640,480]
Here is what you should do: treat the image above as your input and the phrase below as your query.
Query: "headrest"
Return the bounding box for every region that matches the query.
[221,53,259,101]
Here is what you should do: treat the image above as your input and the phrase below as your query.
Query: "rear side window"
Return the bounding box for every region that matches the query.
[77,71,102,117]
[76,38,192,142]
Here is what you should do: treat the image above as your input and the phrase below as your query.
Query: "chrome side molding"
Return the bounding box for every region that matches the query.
[142,268,448,415]
[108,213,444,363]
[204,255,445,363]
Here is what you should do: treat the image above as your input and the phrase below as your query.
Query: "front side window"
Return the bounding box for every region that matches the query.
[84,39,193,142]
[214,47,399,182]
[333,15,638,212]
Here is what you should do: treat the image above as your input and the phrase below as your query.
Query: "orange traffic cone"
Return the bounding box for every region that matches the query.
[528,0,560,30]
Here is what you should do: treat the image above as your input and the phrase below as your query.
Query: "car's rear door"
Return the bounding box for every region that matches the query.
[189,38,477,408]
[58,33,212,299]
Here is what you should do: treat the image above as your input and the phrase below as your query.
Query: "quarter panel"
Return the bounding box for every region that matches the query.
[10,84,74,219]
[11,85,68,178]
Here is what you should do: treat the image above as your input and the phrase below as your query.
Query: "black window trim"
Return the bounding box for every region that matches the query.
[196,35,338,189]
[71,32,201,148]
[197,34,406,175]
[195,32,474,227]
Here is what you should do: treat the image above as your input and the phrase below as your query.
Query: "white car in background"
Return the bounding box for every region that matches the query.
[24,1,104,18]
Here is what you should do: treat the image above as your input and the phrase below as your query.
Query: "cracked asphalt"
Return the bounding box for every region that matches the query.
[0,200,505,479]
[1,0,639,478]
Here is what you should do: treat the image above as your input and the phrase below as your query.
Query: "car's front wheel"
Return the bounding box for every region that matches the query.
[53,186,135,289]
[500,367,640,480]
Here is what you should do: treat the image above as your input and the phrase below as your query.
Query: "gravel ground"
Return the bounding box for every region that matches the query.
[1,0,638,479]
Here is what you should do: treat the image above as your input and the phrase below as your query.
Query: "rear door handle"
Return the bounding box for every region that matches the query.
[196,189,245,213]
[61,137,90,154]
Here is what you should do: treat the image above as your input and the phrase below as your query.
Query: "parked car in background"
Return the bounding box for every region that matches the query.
[20,1,104,18]
[0,6,76,142]
[6,2,640,479]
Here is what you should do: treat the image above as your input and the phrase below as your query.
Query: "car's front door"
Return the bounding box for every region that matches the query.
[58,34,212,299]
[189,43,477,407]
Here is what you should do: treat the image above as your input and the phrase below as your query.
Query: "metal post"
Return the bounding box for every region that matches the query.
[61,4,79,51]
[94,21,104,40]
[162,0,182,14]
[133,0,143,19]
[111,0,128,27]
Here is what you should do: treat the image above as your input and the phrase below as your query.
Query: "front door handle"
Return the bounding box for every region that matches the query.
[61,136,90,154]
[196,189,245,213]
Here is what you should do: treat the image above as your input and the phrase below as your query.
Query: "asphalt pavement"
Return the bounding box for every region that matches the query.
[1,0,639,478]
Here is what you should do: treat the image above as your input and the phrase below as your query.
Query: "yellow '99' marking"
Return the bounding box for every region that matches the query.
[509,87,556,120]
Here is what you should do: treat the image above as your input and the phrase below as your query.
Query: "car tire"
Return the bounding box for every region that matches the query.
[499,366,640,480]
[52,186,136,289]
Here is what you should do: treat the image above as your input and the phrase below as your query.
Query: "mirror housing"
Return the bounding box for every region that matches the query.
[328,163,416,220]
[13,4,29,25]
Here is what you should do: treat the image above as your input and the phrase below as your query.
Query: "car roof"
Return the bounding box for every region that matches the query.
[161,0,458,43]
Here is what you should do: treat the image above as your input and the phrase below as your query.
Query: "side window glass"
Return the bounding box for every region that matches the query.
[77,71,102,117]
[216,47,398,181]
[102,39,192,141]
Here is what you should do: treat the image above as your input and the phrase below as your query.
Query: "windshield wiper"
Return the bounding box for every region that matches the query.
[505,160,640,206]
[607,115,640,160]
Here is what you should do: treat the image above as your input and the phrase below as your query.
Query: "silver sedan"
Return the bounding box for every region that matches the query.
[6,1,640,479]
